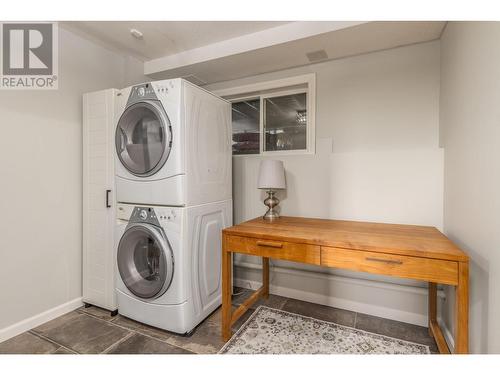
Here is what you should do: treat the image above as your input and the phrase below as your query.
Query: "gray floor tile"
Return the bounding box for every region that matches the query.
[166,307,254,354]
[355,313,438,352]
[281,298,357,327]
[33,311,129,354]
[234,310,256,331]
[165,321,225,354]
[0,302,438,355]
[0,332,59,354]
[32,311,81,335]
[136,323,175,342]
[78,305,116,321]
[205,306,226,326]
[53,347,75,354]
[108,333,192,354]
[207,305,255,331]
[232,287,288,310]
[114,313,225,347]
[111,315,145,331]
[111,314,176,342]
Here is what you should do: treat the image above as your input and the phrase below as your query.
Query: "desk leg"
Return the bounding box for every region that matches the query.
[262,257,269,299]
[428,282,437,337]
[455,261,469,354]
[222,237,232,341]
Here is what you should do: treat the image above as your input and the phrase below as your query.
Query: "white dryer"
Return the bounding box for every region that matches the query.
[115,200,232,334]
[114,79,232,207]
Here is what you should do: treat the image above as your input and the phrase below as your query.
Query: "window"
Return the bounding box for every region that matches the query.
[263,91,307,152]
[231,98,260,155]
[216,74,316,156]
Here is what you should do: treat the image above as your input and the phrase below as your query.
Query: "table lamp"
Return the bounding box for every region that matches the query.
[258,160,286,220]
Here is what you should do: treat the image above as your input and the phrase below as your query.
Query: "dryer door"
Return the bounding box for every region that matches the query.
[116,101,172,177]
[117,223,174,299]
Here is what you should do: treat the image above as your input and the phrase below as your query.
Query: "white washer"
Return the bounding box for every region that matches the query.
[114,79,232,207]
[115,200,232,334]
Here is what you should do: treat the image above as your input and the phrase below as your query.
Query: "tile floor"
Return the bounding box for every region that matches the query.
[0,288,438,354]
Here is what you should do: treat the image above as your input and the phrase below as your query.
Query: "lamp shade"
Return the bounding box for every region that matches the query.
[258,160,286,190]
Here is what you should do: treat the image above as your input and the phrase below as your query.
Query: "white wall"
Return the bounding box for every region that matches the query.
[206,41,444,326]
[0,27,146,338]
[440,22,500,354]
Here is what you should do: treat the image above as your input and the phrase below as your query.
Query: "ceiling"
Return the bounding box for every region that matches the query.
[63,21,446,85]
[63,21,289,60]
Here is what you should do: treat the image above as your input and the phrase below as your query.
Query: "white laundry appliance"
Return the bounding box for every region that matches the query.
[115,200,232,334]
[114,78,232,207]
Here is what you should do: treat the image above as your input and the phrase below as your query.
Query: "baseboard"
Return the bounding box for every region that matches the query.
[0,297,83,343]
[234,261,445,327]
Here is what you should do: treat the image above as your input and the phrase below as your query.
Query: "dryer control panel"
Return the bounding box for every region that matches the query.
[127,83,158,106]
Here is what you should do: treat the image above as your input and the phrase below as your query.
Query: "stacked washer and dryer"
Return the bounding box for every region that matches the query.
[114,79,232,334]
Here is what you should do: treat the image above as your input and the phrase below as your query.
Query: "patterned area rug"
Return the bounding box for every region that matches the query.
[219,306,430,354]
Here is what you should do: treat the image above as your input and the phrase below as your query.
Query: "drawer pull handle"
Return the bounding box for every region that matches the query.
[256,241,283,249]
[365,257,403,265]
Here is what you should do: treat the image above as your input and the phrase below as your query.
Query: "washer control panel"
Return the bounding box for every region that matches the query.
[129,206,160,226]
[116,204,181,229]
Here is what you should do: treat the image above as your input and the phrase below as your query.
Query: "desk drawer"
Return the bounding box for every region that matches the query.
[321,247,458,285]
[225,235,320,265]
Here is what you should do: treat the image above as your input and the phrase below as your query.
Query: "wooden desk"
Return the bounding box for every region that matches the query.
[221,216,469,354]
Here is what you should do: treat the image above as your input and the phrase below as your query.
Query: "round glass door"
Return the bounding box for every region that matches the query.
[116,101,172,177]
[117,224,174,299]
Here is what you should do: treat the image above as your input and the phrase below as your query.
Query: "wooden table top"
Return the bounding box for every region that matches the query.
[223,216,468,262]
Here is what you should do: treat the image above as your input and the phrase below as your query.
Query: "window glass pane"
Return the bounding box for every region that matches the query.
[231,99,260,155]
[264,93,307,152]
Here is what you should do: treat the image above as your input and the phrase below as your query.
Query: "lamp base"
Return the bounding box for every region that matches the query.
[263,190,280,220]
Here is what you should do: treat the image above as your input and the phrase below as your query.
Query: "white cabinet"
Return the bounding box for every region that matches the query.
[82,89,118,311]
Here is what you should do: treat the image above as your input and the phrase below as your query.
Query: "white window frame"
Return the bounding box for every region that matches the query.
[213,73,316,156]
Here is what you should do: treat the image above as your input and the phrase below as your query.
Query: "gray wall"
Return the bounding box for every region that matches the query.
[206,41,444,327]
[0,27,146,333]
[440,22,500,353]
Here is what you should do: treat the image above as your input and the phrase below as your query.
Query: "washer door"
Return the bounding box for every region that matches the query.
[116,101,172,177]
[117,223,174,299]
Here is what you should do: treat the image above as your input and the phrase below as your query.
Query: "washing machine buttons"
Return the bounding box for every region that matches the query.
[137,87,145,97]
[156,211,176,221]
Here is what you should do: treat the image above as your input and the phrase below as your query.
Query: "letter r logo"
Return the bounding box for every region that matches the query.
[2,23,53,75]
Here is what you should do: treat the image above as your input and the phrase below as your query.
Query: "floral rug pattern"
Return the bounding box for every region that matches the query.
[219,306,430,354]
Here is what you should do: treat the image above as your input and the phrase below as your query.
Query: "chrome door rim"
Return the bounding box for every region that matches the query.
[117,223,174,299]
[115,100,172,177]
